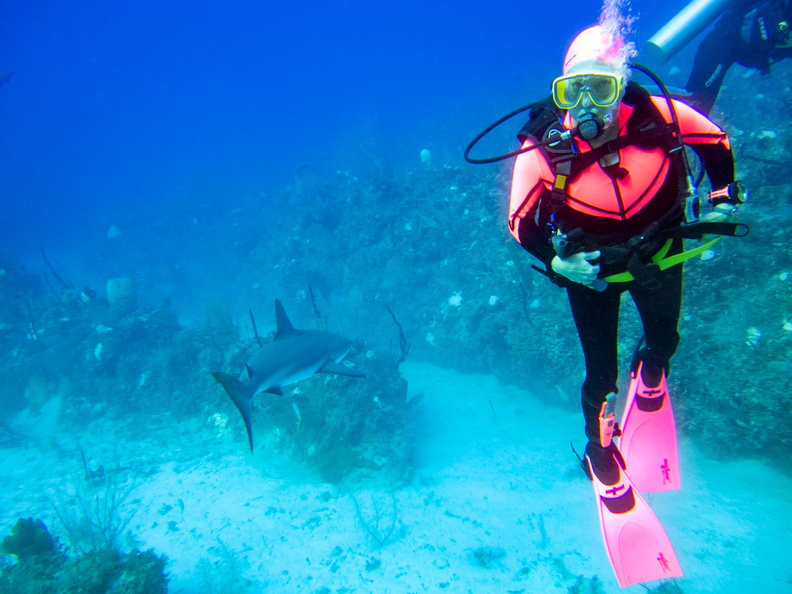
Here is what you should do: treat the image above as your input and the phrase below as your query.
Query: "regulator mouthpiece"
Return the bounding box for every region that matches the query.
[577,117,602,140]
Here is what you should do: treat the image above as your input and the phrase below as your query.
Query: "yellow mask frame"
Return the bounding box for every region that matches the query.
[552,72,623,109]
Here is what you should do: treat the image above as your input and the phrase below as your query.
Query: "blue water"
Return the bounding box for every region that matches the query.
[1,0,682,270]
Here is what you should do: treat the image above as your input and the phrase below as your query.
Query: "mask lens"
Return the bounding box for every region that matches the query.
[552,77,579,108]
[588,75,618,105]
[552,74,620,109]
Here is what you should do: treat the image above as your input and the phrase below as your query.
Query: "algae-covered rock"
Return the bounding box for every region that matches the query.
[2,517,57,560]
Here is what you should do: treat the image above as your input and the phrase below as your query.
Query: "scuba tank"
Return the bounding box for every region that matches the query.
[646,0,733,63]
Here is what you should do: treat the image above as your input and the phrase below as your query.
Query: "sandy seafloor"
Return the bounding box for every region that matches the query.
[1,361,791,593]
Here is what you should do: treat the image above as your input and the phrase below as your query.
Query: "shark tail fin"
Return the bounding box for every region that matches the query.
[211,372,255,453]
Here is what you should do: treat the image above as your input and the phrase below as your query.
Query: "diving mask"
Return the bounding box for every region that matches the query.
[552,72,623,109]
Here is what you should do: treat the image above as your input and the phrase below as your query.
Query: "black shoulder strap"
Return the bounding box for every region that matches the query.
[514,96,577,218]
[517,96,564,145]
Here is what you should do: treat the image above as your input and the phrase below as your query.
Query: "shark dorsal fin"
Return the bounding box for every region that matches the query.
[274,299,297,340]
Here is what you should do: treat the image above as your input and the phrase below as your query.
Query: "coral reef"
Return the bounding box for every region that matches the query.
[0,517,168,593]
[0,60,789,479]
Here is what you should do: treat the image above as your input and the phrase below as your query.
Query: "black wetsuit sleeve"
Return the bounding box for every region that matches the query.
[690,142,735,189]
[516,209,556,267]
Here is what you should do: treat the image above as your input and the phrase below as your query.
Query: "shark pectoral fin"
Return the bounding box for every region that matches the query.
[318,362,366,378]
[211,372,255,454]
[245,364,255,379]
[265,386,284,396]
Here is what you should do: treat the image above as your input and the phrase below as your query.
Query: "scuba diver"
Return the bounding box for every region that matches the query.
[465,22,747,587]
[686,0,792,114]
[647,0,792,114]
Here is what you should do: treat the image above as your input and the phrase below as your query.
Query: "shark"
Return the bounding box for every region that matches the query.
[212,299,365,452]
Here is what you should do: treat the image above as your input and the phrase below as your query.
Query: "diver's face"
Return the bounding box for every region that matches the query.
[564,60,623,134]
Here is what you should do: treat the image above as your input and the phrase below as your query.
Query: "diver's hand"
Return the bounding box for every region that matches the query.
[551,251,601,286]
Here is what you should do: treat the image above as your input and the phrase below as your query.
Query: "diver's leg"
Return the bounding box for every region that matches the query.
[630,259,684,385]
[621,262,684,491]
[566,283,621,445]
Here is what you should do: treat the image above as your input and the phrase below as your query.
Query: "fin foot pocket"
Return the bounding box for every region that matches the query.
[619,362,680,492]
[585,441,624,486]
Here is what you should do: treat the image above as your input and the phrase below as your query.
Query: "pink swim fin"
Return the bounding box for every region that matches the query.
[586,446,683,587]
[619,361,681,492]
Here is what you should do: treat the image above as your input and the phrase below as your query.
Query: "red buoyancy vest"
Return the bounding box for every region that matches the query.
[508,97,730,241]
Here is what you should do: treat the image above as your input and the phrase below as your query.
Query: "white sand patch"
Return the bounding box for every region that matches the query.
[1,361,790,593]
